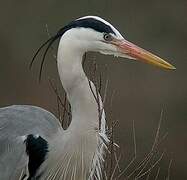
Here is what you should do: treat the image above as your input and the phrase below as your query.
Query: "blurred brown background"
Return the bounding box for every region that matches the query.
[0,0,186,179]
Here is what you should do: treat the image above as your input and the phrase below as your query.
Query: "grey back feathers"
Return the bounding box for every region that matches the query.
[0,105,61,179]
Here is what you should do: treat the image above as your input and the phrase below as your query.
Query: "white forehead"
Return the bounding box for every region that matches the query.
[77,16,123,39]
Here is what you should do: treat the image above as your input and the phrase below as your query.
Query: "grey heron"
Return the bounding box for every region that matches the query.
[0,16,175,180]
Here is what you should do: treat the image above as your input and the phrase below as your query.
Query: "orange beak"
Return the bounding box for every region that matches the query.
[112,38,176,70]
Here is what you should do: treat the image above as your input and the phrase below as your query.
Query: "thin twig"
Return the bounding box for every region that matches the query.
[57,95,62,122]
[48,79,70,116]
[62,93,67,128]
[110,153,122,180]
[126,110,166,179]
[136,150,166,179]
[166,158,173,180]
[108,121,115,179]
[145,170,151,180]
[154,167,160,180]
[152,109,164,151]
[45,24,57,60]
[114,151,122,173]
[117,119,137,179]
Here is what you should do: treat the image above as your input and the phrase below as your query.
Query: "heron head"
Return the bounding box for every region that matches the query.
[30,16,175,80]
[59,16,175,70]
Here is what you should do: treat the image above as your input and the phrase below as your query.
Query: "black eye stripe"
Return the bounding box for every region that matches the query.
[57,18,116,37]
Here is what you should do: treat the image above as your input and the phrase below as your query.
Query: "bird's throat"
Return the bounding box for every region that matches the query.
[55,37,108,180]
[57,39,100,133]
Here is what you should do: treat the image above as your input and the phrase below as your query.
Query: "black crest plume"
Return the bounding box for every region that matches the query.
[30,17,115,81]
[30,32,61,82]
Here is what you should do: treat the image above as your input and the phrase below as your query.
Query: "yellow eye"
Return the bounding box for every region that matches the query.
[103,33,112,41]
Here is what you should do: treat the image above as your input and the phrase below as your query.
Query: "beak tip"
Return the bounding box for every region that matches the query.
[167,64,176,70]
[115,38,176,71]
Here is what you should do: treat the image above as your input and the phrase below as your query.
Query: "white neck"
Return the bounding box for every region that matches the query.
[57,38,99,133]
[40,33,110,180]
